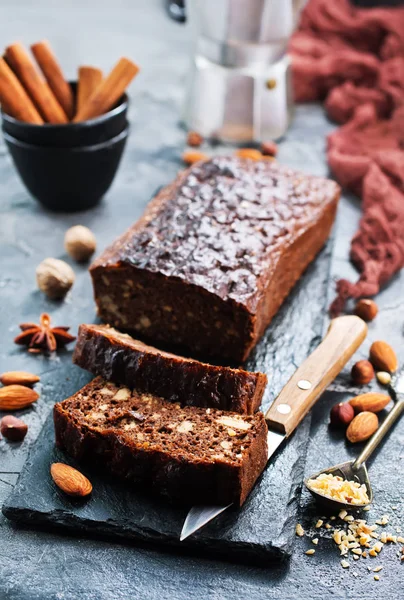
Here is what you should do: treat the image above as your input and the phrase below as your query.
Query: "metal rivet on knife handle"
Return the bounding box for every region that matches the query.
[277,404,291,414]
[297,379,312,390]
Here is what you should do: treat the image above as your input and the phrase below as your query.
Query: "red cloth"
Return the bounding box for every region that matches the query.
[289,0,404,315]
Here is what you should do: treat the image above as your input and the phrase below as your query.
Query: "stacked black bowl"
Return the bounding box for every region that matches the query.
[1,83,129,212]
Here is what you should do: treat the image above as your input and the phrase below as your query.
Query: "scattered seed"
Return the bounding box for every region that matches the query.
[312,538,319,545]
[296,523,304,537]
[374,575,380,581]
[315,519,323,528]
[375,515,389,526]
[305,549,315,555]
[339,510,348,520]
[373,566,383,572]
[341,559,349,568]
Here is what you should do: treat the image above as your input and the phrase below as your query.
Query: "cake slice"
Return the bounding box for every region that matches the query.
[54,377,268,506]
[90,156,340,362]
[73,324,267,414]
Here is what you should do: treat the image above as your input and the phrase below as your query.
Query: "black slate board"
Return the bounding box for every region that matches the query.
[3,240,333,565]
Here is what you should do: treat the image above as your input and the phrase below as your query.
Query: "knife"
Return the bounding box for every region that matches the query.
[180,315,368,541]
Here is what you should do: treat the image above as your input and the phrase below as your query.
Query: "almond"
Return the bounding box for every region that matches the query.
[349,393,391,414]
[369,341,398,373]
[235,148,263,161]
[0,415,28,441]
[50,463,92,497]
[346,412,379,443]
[182,150,209,165]
[0,371,40,386]
[0,385,39,410]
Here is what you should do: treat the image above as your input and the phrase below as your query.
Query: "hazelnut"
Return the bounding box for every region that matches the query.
[1,415,28,441]
[351,360,375,385]
[36,258,75,299]
[64,225,97,262]
[261,140,278,157]
[330,402,354,427]
[354,299,378,322]
[186,131,204,148]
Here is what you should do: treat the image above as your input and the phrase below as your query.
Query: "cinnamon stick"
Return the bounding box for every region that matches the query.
[31,40,75,119]
[77,66,103,114]
[73,57,139,123]
[5,43,68,124]
[0,57,43,124]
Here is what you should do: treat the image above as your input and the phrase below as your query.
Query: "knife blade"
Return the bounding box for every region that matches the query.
[180,315,367,541]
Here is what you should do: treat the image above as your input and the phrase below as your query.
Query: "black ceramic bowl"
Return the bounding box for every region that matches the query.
[1,82,129,147]
[3,126,129,212]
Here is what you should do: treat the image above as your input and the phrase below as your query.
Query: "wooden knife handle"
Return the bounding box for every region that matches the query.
[265,315,367,436]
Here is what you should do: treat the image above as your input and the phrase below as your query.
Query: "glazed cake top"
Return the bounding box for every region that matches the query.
[91,157,339,305]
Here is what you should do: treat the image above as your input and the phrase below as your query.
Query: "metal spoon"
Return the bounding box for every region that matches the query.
[305,366,404,512]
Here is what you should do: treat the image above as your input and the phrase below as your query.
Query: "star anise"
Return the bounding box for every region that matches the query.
[14,313,76,354]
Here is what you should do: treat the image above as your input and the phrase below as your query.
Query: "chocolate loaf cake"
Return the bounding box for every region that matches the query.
[54,377,268,506]
[90,157,340,362]
[73,324,267,414]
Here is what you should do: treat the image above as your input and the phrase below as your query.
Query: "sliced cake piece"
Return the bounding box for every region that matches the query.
[54,377,268,506]
[90,156,340,362]
[73,324,267,414]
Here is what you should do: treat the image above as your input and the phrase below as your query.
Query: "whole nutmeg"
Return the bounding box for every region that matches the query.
[1,415,28,441]
[351,360,375,385]
[36,258,75,299]
[330,402,355,427]
[64,225,97,262]
[354,299,378,322]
